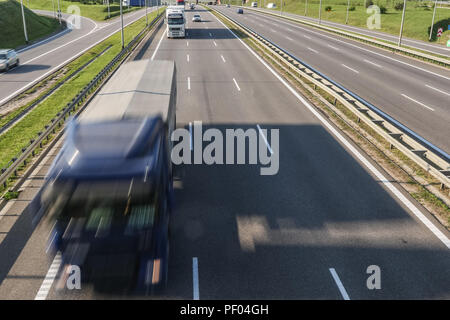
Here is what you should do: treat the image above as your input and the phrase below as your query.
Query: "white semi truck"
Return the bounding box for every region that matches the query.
[166,6,186,38]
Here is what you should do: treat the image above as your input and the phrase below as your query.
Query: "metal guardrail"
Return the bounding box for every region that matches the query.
[236,5,450,67]
[0,11,165,192]
[212,7,450,190]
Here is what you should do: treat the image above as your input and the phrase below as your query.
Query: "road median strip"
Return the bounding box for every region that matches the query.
[0,9,165,202]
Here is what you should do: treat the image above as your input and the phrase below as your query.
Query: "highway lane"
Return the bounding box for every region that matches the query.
[215,5,450,155]
[239,6,450,57]
[0,7,449,300]
[0,7,157,107]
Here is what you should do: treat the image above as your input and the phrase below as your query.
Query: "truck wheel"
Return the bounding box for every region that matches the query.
[5,64,9,71]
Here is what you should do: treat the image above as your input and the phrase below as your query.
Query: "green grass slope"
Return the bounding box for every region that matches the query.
[27,0,141,21]
[0,0,62,48]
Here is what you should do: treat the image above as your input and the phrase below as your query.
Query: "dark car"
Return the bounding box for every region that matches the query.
[237,8,243,14]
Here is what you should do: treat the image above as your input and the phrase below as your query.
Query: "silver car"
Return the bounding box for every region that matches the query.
[0,49,19,72]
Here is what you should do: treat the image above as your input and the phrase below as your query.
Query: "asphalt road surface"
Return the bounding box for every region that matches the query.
[0,7,448,300]
[0,7,157,107]
[240,5,450,58]
[215,5,450,155]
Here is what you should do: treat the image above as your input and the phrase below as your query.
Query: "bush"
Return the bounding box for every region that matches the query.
[325,5,332,11]
[349,6,356,11]
[379,5,387,14]
[394,2,404,10]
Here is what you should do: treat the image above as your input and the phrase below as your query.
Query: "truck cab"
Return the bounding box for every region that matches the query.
[166,6,186,38]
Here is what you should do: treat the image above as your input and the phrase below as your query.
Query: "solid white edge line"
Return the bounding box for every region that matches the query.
[151,26,166,61]
[329,268,350,300]
[193,257,199,300]
[401,94,435,111]
[212,9,450,250]
[232,77,241,91]
[257,124,274,155]
[35,252,62,300]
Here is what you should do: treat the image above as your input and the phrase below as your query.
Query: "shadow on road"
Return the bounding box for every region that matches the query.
[1,64,51,75]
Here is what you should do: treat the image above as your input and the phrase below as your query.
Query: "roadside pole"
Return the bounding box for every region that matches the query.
[52,0,56,18]
[397,0,406,46]
[318,0,322,24]
[146,0,149,26]
[120,0,125,48]
[305,0,307,16]
[57,0,61,24]
[107,0,111,19]
[345,0,350,24]
[20,0,29,43]
[429,0,437,41]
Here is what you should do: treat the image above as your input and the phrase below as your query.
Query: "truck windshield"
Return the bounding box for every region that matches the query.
[168,17,184,25]
[42,179,157,233]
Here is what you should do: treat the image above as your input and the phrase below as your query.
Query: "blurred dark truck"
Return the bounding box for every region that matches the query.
[31,60,177,294]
